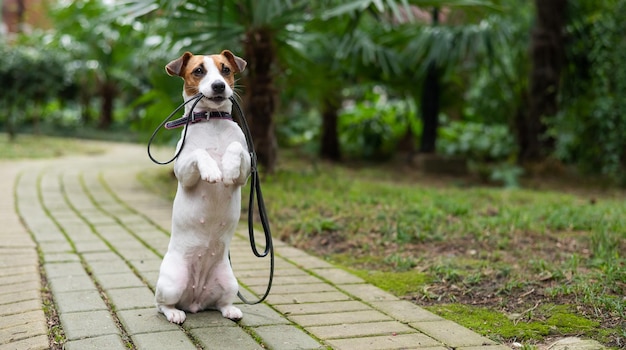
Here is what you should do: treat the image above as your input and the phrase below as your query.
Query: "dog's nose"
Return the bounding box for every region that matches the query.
[211,81,226,93]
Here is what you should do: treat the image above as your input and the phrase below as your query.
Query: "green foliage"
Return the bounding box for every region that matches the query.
[0,40,73,139]
[338,87,416,159]
[553,0,626,184]
[437,121,522,187]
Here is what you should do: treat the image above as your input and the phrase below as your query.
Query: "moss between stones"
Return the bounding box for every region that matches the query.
[425,303,600,342]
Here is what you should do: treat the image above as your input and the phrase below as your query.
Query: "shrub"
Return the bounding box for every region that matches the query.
[437,121,522,187]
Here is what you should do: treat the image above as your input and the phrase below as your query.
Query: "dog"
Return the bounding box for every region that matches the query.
[155,50,250,324]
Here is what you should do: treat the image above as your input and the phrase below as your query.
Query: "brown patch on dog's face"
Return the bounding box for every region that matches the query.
[166,51,247,98]
[210,54,237,88]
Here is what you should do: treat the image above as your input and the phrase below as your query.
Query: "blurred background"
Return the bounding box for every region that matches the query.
[1,0,624,186]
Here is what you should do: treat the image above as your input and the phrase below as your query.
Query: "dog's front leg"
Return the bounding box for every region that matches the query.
[221,142,251,186]
[175,149,223,187]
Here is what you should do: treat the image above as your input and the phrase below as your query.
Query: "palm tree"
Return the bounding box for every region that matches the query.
[324,0,505,157]
[122,0,317,172]
[522,0,567,162]
[122,0,502,168]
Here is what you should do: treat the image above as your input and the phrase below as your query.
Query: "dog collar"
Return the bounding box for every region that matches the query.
[165,111,233,129]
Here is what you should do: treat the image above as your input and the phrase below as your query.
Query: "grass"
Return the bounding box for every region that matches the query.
[0,133,105,159]
[139,149,626,347]
[140,149,626,347]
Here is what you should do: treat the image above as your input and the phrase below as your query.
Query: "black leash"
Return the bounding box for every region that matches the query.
[147,94,274,305]
[229,96,274,305]
[147,93,204,165]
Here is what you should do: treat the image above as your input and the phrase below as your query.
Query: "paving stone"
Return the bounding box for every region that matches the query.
[311,267,366,285]
[60,310,118,340]
[38,240,74,254]
[288,256,336,269]
[190,326,264,350]
[0,254,38,268]
[0,289,40,305]
[411,320,496,347]
[0,281,41,300]
[238,303,290,327]
[48,273,95,294]
[88,259,133,275]
[268,291,351,305]
[74,239,111,253]
[129,258,162,273]
[243,273,322,287]
[82,251,120,262]
[275,300,371,316]
[0,319,47,345]
[251,282,337,295]
[253,324,324,350]
[117,308,180,335]
[132,330,198,350]
[0,310,46,330]
[54,289,107,314]
[460,345,512,350]
[544,337,606,350]
[339,283,399,302]
[370,300,445,323]
[106,287,155,310]
[63,334,127,350]
[0,334,48,350]
[0,273,37,286]
[42,252,80,263]
[0,299,42,316]
[44,262,85,278]
[0,265,37,278]
[288,309,392,327]
[183,310,237,329]
[307,320,415,340]
[326,334,446,350]
[95,272,145,289]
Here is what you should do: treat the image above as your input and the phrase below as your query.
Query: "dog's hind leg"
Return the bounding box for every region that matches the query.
[155,252,189,324]
[213,262,242,321]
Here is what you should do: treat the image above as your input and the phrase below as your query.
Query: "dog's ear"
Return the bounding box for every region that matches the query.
[166,52,193,77]
[221,50,246,73]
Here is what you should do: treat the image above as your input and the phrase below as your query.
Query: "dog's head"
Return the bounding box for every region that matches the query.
[166,50,247,110]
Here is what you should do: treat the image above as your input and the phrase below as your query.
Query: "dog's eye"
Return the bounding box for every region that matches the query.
[193,67,205,76]
[221,65,231,75]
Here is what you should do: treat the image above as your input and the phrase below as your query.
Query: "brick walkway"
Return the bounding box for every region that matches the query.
[0,142,509,350]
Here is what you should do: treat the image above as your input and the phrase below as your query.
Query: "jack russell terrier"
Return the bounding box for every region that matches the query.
[155,50,250,324]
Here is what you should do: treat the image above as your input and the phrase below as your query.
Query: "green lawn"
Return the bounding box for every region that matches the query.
[139,149,626,348]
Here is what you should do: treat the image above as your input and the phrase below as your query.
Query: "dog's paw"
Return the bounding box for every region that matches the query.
[220,305,243,321]
[221,167,240,186]
[198,163,222,183]
[160,306,187,324]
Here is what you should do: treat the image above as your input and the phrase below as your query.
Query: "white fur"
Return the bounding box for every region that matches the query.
[155,55,250,324]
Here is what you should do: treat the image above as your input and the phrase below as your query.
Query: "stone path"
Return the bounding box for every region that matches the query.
[0,142,510,350]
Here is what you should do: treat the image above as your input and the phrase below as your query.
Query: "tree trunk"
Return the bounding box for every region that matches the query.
[419,8,440,154]
[98,81,116,129]
[522,0,567,161]
[320,94,341,161]
[243,28,277,172]
[420,61,440,153]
